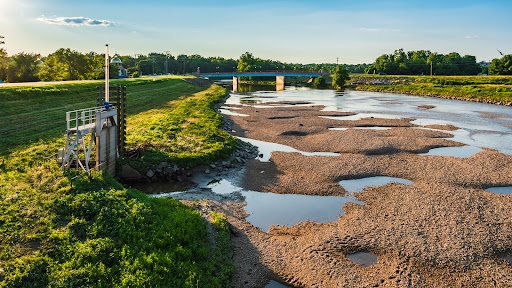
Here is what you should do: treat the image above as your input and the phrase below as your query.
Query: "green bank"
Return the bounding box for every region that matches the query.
[350,75,512,104]
[0,78,235,287]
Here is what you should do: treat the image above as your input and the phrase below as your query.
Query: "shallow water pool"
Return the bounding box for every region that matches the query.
[339,176,414,193]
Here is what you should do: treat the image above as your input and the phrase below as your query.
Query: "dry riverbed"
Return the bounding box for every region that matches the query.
[168,102,512,287]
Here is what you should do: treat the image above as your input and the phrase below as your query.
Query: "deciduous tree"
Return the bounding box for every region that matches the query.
[6,52,40,83]
[332,65,350,89]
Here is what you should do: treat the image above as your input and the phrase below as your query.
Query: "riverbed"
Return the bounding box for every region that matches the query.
[155,86,512,287]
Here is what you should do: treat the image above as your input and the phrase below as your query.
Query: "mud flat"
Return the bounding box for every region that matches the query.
[161,96,512,287]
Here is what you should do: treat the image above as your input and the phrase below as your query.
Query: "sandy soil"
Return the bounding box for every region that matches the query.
[174,102,512,287]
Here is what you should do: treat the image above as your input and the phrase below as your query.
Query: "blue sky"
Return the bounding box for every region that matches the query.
[1,0,511,64]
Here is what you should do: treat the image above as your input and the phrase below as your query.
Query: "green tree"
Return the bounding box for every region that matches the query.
[6,52,40,83]
[313,76,326,88]
[0,36,7,81]
[368,49,480,76]
[237,52,255,72]
[332,65,350,89]
[489,55,512,75]
[38,48,95,81]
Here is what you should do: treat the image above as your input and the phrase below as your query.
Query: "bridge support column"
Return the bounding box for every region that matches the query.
[276,76,285,91]
[233,76,238,92]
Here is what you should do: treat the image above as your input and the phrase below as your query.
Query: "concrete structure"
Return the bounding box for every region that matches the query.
[195,71,330,92]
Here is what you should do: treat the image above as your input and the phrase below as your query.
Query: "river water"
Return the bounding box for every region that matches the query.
[224,86,512,155]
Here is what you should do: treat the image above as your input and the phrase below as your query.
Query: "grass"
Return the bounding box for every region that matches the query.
[0,77,204,155]
[350,74,512,103]
[0,78,235,287]
[125,84,237,169]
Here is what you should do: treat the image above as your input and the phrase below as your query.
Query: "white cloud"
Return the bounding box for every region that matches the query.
[465,35,479,39]
[37,16,113,27]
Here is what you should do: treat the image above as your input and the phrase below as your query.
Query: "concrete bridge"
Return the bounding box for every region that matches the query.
[193,71,329,91]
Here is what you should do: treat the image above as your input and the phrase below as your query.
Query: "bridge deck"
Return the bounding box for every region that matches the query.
[195,71,329,78]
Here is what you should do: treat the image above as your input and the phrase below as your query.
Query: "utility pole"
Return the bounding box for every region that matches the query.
[337,57,339,66]
[430,61,433,76]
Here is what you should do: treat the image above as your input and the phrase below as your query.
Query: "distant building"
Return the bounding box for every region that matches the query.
[111,57,127,78]
[479,61,491,67]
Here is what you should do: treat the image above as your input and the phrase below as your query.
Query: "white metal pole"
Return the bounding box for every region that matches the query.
[105,44,109,102]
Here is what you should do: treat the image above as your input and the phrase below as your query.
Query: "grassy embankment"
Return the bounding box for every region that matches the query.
[0,78,235,287]
[349,74,512,103]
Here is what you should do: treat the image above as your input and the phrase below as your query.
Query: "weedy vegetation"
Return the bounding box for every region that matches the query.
[0,78,235,287]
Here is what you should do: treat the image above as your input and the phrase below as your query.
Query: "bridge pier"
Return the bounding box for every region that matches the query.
[276,76,285,91]
[233,76,238,92]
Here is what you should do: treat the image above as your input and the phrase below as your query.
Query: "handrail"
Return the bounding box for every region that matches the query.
[66,106,102,132]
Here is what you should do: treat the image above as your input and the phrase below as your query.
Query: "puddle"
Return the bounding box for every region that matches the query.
[347,252,378,267]
[486,187,512,195]
[237,137,339,162]
[219,108,249,117]
[265,281,291,288]
[150,191,185,198]
[339,176,413,193]
[420,146,483,158]
[321,113,403,121]
[242,191,364,232]
[329,127,392,131]
[503,256,512,264]
[207,179,243,194]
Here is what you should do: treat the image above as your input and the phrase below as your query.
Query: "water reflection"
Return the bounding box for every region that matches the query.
[265,281,291,288]
[237,137,339,162]
[242,191,364,232]
[328,127,392,131]
[339,176,413,193]
[486,187,512,195]
[225,88,512,155]
[419,146,483,158]
[347,252,379,267]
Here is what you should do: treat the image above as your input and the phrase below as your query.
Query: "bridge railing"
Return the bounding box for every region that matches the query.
[194,70,330,76]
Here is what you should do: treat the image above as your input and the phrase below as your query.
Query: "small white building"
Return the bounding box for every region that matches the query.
[111,57,127,78]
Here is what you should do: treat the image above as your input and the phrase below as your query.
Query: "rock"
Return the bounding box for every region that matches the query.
[119,164,146,182]
[146,169,155,178]
[210,164,216,169]
[205,169,210,174]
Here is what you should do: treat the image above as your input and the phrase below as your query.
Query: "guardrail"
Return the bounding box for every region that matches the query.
[66,107,102,133]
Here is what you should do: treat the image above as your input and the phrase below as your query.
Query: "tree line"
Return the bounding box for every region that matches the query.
[364,49,483,76]
[1,36,512,83]
[0,37,368,83]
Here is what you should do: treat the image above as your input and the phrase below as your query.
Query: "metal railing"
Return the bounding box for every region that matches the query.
[194,70,331,77]
[66,107,102,133]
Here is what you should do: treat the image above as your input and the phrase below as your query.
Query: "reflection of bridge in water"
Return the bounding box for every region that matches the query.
[194,71,329,91]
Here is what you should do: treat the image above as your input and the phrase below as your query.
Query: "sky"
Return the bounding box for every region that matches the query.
[1,0,511,64]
